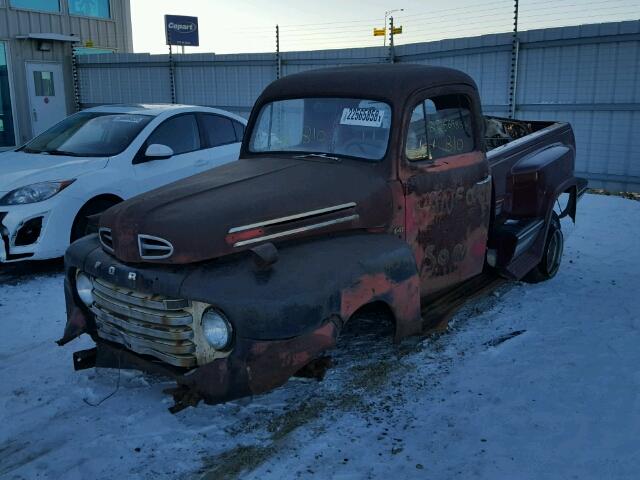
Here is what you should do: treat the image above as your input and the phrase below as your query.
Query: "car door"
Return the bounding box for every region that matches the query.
[133,113,207,192]
[197,113,243,168]
[400,89,491,297]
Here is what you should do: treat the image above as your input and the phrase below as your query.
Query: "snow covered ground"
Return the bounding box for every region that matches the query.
[1,193,639,480]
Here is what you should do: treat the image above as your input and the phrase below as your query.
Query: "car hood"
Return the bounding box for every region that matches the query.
[0,150,109,193]
[100,156,393,264]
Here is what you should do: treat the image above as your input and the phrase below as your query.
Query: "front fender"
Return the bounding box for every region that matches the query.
[180,233,422,342]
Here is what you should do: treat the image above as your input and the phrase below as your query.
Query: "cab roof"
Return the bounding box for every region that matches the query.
[256,64,477,105]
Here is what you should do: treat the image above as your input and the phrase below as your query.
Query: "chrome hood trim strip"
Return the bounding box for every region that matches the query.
[228,202,357,234]
[233,214,360,247]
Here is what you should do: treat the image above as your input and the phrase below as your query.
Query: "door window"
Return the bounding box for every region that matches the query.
[33,71,55,96]
[406,94,474,162]
[147,114,200,155]
[199,114,238,147]
[232,120,245,141]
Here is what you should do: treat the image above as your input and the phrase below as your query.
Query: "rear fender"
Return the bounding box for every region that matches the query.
[509,144,575,219]
[503,177,578,280]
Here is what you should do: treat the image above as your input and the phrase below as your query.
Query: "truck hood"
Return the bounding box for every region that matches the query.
[0,150,108,193]
[100,156,392,264]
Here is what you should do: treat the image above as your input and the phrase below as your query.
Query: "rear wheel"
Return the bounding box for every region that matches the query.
[70,198,120,243]
[524,213,563,283]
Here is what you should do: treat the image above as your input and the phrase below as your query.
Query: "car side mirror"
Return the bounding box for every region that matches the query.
[144,144,174,160]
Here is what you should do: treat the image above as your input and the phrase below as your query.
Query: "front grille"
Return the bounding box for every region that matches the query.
[89,277,197,367]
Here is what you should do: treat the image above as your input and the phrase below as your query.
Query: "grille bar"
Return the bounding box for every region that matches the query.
[93,278,189,311]
[91,306,193,341]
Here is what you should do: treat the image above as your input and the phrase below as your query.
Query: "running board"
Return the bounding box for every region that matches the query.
[421,273,506,332]
[489,218,545,268]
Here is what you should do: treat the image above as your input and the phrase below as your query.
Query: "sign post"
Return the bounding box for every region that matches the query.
[164,15,200,48]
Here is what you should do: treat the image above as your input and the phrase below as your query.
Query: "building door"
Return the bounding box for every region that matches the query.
[26,62,67,137]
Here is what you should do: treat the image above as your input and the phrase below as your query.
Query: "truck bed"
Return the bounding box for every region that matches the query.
[484,116,576,218]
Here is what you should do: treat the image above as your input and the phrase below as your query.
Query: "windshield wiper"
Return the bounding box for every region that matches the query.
[21,147,43,154]
[294,153,341,162]
[47,149,84,157]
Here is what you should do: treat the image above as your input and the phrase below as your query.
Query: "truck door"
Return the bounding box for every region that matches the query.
[400,91,491,297]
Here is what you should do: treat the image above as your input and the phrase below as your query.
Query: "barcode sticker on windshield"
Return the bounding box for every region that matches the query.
[340,107,384,127]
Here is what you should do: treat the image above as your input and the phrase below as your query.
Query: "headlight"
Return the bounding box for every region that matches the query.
[75,272,94,306]
[202,309,233,350]
[0,180,75,205]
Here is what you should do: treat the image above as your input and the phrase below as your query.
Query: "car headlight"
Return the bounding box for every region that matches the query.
[75,272,94,306]
[202,309,233,350]
[0,180,75,205]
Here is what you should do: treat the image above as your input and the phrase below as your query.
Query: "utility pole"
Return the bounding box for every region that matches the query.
[71,46,81,112]
[384,8,403,46]
[508,0,520,119]
[169,44,176,104]
[388,16,395,63]
[276,24,281,79]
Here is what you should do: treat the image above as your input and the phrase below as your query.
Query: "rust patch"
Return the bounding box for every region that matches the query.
[340,272,422,341]
[169,321,339,409]
[400,150,491,296]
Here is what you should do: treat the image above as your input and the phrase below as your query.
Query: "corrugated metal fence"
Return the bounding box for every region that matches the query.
[77,20,640,192]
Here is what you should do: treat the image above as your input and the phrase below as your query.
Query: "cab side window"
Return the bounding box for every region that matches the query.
[406,94,474,161]
[199,114,239,147]
[147,114,200,155]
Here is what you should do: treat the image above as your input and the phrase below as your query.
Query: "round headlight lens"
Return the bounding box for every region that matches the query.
[76,272,94,306]
[202,309,233,350]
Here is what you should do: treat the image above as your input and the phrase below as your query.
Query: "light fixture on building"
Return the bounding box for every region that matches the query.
[37,40,53,52]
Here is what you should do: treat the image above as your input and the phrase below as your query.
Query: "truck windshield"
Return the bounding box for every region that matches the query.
[249,98,392,161]
[21,112,153,158]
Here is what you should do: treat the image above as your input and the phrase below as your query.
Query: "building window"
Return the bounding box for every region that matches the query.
[74,47,115,55]
[9,0,61,13]
[68,0,111,19]
[0,43,16,147]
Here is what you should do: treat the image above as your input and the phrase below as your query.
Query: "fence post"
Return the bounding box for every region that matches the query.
[388,16,395,63]
[276,24,281,79]
[508,0,519,118]
[71,46,81,112]
[169,44,177,104]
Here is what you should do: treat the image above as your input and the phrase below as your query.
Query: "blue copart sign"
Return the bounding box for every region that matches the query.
[165,15,199,47]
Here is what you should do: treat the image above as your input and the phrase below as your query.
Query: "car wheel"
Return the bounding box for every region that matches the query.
[70,198,120,243]
[523,213,564,283]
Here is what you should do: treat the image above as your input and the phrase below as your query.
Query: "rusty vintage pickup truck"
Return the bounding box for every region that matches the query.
[59,64,587,410]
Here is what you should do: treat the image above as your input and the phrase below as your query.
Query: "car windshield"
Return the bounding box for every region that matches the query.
[249,98,392,161]
[21,112,153,157]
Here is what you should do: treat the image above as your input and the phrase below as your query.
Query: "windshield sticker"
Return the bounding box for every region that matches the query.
[340,107,385,127]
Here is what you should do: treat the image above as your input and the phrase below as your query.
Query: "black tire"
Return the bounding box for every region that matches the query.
[70,198,119,243]
[524,213,564,283]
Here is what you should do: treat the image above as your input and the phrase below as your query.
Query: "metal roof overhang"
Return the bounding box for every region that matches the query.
[15,33,79,43]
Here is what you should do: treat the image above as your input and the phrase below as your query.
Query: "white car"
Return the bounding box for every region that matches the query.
[0,104,246,263]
